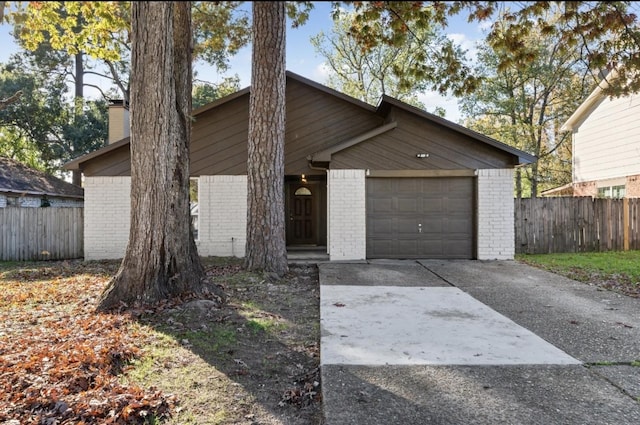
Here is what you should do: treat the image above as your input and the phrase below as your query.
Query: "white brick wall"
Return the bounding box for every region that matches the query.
[477,168,515,260]
[84,176,131,260]
[82,170,516,262]
[197,175,247,258]
[328,169,366,261]
[84,175,248,260]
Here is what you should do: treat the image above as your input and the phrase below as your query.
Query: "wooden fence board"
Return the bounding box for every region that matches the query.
[0,207,83,261]
[515,197,640,254]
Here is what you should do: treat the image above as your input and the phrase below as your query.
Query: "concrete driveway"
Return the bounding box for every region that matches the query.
[319,259,640,425]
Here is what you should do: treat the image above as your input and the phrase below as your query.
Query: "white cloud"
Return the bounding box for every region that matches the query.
[417,90,462,123]
[447,32,479,63]
[478,20,493,32]
[311,62,331,84]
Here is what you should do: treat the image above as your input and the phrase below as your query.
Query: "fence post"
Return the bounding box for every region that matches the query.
[624,197,630,251]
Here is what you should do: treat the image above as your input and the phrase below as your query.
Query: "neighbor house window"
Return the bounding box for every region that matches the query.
[190,178,199,240]
[6,196,18,207]
[597,185,625,199]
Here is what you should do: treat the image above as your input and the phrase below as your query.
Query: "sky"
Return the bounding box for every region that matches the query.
[0,1,490,123]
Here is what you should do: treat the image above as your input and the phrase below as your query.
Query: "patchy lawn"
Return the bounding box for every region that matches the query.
[0,258,322,424]
[516,250,640,298]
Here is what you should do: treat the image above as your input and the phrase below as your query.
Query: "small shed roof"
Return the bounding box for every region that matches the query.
[0,157,84,199]
[540,182,574,197]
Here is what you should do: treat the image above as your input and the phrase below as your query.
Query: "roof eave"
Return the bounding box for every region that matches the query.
[192,87,251,115]
[308,121,398,162]
[0,188,84,199]
[560,69,619,132]
[63,137,130,171]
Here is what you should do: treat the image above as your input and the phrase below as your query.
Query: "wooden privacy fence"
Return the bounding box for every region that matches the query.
[515,197,640,254]
[0,207,83,261]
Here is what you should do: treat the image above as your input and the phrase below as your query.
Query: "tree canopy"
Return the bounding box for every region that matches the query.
[311,9,456,111]
[0,51,107,175]
[342,1,640,97]
[7,1,252,103]
[459,7,590,196]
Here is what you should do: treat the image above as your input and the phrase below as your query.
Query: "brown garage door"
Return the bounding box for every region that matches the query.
[366,177,475,259]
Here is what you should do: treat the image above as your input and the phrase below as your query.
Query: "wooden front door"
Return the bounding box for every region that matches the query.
[287,184,317,245]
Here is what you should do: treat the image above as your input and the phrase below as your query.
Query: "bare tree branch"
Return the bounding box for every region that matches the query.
[0,90,22,111]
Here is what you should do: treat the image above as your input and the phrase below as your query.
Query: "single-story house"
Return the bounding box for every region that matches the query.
[545,69,640,198]
[65,71,535,261]
[0,156,84,208]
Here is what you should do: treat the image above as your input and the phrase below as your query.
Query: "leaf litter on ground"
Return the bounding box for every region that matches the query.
[0,259,323,424]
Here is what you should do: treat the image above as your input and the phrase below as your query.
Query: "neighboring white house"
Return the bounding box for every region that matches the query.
[65,72,536,262]
[0,157,84,208]
[550,71,640,198]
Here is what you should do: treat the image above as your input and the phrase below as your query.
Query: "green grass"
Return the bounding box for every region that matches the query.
[516,251,640,298]
[178,327,237,352]
[246,317,287,335]
[516,251,640,282]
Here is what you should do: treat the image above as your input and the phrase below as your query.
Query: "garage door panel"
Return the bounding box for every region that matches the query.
[442,220,473,232]
[397,240,420,254]
[420,199,443,213]
[420,221,443,233]
[371,179,394,193]
[397,218,419,234]
[448,199,473,212]
[421,179,444,191]
[397,179,420,192]
[397,198,418,213]
[367,177,475,259]
[368,241,393,257]
[370,198,393,213]
[444,240,473,258]
[369,217,393,235]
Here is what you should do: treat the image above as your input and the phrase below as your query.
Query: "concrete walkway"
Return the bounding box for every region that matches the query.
[319,260,640,425]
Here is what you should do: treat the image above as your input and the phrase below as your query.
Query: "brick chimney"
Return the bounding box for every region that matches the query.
[108,100,130,144]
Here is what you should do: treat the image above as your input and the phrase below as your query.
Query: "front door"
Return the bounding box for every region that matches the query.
[287,183,317,245]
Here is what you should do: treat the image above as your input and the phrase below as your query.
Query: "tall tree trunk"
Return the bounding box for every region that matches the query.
[75,51,83,99]
[244,1,288,277]
[98,1,221,310]
[72,51,84,186]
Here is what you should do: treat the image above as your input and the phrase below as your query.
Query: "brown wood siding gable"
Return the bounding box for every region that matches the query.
[82,144,132,176]
[190,95,250,175]
[284,79,382,175]
[331,106,515,170]
[74,73,528,178]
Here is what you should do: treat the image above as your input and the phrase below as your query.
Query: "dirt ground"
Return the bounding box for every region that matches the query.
[133,258,324,425]
[0,258,323,425]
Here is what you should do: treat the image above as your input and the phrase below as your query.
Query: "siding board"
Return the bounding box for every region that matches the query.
[573,92,640,182]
